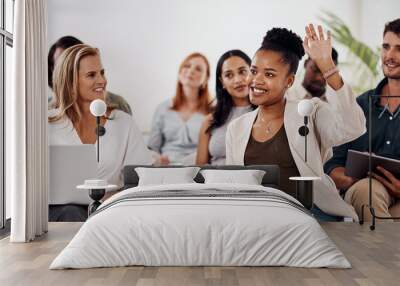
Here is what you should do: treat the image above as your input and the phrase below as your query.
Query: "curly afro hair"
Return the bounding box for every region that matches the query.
[260,27,305,74]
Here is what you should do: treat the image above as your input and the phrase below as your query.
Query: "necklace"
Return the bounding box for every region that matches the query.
[260,117,274,134]
[255,111,283,134]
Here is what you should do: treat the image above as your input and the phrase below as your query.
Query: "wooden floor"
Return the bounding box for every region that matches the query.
[0,222,399,286]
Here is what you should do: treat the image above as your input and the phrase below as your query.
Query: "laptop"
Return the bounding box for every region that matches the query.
[49,145,98,205]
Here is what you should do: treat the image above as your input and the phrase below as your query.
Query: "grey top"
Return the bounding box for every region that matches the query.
[148,100,205,164]
[209,106,253,165]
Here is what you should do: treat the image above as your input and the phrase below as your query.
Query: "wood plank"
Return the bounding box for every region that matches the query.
[0,222,399,286]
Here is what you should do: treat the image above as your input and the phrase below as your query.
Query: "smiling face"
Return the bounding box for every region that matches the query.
[77,54,107,101]
[178,56,209,89]
[248,49,294,106]
[381,31,400,80]
[220,56,250,101]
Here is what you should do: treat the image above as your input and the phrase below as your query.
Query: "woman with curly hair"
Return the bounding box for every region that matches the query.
[226,25,366,219]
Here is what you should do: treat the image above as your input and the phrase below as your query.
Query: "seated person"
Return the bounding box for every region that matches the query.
[48,35,132,115]
[324,18,400,222]
[288,48,338,101]
[226,25,366,216]
[196,50,254,165]
[148,52,211,165]
[49,44,154,221]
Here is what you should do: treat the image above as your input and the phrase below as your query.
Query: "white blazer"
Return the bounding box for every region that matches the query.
[226,83,366,219]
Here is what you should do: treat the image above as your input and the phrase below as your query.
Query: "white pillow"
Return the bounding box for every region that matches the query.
[200,169,266,185]
[135,167,200,186]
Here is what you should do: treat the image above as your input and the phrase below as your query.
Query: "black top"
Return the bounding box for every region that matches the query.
[244,126,300,197]
[324,78,400,175]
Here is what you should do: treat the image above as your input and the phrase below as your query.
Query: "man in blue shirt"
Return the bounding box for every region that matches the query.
[324,18,400,222]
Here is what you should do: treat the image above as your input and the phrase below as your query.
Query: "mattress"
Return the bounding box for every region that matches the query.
[50,183,350,269]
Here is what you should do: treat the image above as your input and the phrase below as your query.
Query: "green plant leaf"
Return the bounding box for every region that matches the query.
[320,12,379,75]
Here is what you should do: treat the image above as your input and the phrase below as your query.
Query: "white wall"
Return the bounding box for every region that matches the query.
[360,0,400,49]
[47,0,400,132]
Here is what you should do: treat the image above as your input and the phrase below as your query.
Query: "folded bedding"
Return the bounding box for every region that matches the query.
[50,183,350,269]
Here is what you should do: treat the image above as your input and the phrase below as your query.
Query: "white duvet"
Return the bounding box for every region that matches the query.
[50,183,350,269]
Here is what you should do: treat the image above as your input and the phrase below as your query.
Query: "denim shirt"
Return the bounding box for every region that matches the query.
[324,78,400,175]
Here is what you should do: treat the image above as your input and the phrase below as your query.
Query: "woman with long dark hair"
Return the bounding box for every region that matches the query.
[196,50,254,165]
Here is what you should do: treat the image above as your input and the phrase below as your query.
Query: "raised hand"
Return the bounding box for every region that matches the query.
[303,24,343,90]
[303,24,333,64]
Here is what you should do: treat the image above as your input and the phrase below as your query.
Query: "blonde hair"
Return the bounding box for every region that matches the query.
[171,52,211,114]
[49,44,102,124]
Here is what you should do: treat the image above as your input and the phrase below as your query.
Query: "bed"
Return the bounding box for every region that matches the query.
[50,165,350,269]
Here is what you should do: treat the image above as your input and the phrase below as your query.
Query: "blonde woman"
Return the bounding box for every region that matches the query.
[49,44,153,220]
[148,52,211,165]
[48,35,132,114]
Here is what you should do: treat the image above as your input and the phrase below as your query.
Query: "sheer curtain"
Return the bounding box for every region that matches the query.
[9,0,48,242]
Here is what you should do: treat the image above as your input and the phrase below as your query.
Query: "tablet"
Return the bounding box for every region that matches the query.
[345,149,400,179]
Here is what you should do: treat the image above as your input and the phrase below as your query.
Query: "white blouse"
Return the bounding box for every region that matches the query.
[49,109,153,188]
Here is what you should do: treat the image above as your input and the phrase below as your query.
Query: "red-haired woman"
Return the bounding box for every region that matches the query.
[148,52,211,165]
